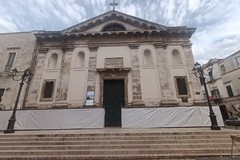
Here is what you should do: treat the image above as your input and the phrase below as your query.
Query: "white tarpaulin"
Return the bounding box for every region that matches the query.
[0,108,104,130]
[122,106,224,128]
[0,106,224,130]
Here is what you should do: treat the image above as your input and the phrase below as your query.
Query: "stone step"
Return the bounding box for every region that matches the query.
[0,131,238,137]
[0,138,232,146]
[0,148,237,156]
[0,143,233,150]
[0,134,232,141]
[0,128,239,159]
[0,153,216,160]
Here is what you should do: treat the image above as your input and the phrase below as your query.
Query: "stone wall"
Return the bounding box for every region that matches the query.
[0,32,36,110]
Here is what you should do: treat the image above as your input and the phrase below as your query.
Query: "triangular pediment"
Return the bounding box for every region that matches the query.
[36,10,196,39]
[62,10,167,33]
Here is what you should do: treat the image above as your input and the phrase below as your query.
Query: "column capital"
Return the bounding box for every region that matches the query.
[153,42,167,49]
[181,43,192,47]
[129,43,139,49]
[62,45,74,52]
[38,48,49,54]
[88,44,99,52]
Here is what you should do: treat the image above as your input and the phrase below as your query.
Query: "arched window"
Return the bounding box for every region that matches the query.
[172,49,182,64]
[102,23,126,32]
[143,49,153,65]
[48,53,58,68]
[75,51,85,67]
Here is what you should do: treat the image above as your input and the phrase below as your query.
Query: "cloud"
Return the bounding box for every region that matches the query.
[188,0,201,12]
[0,18,19,32]
[0,0,239,63]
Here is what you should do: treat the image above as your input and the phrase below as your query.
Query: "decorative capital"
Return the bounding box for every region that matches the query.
[38,48,49,54]
[153,42,167,49]
[182,43,192,47]
[62,45,75,52]
[129,43,139,49]
[88,44,99,52]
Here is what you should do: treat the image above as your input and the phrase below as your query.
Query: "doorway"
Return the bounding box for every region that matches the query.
[103,80,124,127]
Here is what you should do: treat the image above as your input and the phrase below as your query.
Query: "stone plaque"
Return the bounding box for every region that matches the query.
[104,57,123,68]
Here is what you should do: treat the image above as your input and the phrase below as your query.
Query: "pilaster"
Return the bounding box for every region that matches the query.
[129,43,144,106]
[154,43,179,106]
[86,45,99,105]
[182,43,204,105]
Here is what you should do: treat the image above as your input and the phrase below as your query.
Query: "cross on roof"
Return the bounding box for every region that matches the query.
[110,0,118,11]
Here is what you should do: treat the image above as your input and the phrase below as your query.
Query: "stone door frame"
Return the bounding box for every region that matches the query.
[98,69,129,107]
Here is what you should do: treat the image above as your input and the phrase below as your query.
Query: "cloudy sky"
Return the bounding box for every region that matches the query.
[0,0,240,63]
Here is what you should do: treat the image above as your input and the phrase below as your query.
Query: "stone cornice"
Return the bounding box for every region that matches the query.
[35,28,195,41]
[96,68,131,72]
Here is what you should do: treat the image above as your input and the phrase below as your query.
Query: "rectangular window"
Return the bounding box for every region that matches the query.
[0,89,4,102]
[226,85,234,97]
[41,80,55,100]
[208,70,214,81]
[220,65,226,75]
[5,52,16,72]
[236,56,240,66]
[175,77,188,96]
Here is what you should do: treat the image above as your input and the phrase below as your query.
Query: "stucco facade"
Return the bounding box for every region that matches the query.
[202,51,240,117]
[0,32,36,110]
[0,11,203,111]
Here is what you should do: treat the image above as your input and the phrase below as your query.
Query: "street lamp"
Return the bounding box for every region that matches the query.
[192,62,221,130]
[4,68,33,134]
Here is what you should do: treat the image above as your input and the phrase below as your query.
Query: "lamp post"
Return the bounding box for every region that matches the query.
[4,68,33,134]
[192,62,221,130]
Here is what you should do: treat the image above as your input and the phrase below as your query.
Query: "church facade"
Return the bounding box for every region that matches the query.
[28,10,202,107]
[0,10,209,128]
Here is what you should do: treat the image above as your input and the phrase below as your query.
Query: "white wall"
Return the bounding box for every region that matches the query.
[96,46,131,69]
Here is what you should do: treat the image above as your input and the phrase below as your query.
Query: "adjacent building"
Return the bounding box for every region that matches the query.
[0,32,36,110]
[202,50,240,118]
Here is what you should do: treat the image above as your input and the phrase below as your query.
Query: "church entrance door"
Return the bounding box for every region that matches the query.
[103,79,124,127]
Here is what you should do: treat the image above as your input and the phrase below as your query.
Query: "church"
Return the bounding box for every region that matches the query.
[0,7,224,130]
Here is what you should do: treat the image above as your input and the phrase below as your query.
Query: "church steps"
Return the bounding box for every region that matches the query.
[0,154,226,160]
[0,138,232,146]
[0,135,231,141]
[0,129,240,159]
[0,131,238,137]
[0,143,233,150]
[0,148,238,155]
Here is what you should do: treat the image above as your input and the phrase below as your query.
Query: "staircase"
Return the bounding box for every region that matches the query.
[0,128,240,160]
